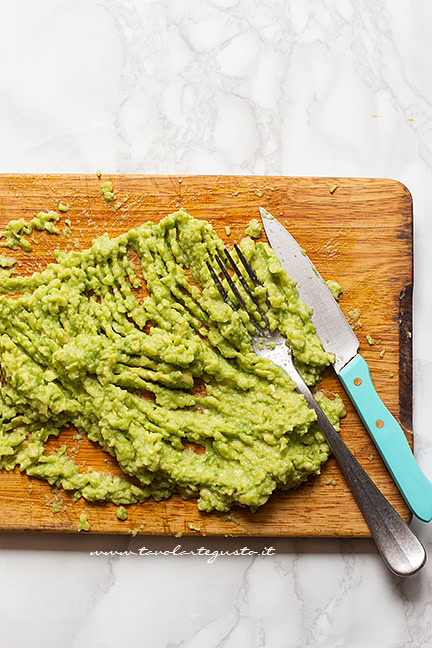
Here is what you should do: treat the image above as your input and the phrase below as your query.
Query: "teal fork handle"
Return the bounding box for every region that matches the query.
[339,354,432,522]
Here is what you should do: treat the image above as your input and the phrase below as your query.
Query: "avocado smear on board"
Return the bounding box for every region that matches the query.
[0,209,345,513]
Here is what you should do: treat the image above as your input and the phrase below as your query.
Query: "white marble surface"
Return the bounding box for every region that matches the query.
[0,0,432,646]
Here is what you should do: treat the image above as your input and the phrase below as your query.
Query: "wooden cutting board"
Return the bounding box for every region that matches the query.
[0,174,413,537]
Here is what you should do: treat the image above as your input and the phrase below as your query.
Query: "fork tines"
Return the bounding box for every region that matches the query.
[207,245,270,332]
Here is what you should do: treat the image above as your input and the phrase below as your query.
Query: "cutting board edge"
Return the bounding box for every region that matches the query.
[0,514,411,537]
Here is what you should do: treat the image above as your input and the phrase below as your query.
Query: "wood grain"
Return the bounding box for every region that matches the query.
[0,174,413,537]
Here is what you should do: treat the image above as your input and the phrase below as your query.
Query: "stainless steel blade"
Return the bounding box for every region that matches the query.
[260,207,359,373]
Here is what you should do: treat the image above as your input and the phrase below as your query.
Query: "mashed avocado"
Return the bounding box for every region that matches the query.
[77,513,90,532]
[0,208,344,513]
[116,506,128,521]
[0,211,60,252]
[246,219,262,238]
[326,279,343,300]
[100,181,117,203]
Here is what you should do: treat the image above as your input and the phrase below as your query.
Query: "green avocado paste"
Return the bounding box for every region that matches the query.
[100,181,117,203]
[116,506,127,521]
[0,209,345,512]
[245,219,262,239]
[77,513,90,532]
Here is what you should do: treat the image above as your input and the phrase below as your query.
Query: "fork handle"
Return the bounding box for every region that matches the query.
[292,372,426,576]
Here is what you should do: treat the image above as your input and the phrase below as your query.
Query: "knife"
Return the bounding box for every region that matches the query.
[260,207,432,522]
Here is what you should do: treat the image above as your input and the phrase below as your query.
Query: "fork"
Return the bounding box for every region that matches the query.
[207,244,426,577]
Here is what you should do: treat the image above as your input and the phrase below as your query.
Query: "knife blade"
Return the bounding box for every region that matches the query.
[260,206,432,522]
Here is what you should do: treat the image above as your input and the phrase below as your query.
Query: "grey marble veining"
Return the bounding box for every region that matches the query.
[0,0,432,646]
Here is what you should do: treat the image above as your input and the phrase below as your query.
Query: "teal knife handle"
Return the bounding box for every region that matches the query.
[339,354,432,522]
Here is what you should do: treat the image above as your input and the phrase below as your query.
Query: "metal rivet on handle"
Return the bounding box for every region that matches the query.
[354,378,362,386]
[376,420,384,428]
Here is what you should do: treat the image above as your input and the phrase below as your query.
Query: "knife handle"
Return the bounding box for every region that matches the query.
[339,354,432,522]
